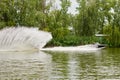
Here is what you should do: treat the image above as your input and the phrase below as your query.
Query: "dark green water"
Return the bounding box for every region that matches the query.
[0,48,120,80]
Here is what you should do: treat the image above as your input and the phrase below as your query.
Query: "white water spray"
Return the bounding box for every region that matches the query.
[0,27,52,51]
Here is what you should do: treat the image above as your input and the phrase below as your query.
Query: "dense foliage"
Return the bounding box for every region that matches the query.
[0,0,120,47]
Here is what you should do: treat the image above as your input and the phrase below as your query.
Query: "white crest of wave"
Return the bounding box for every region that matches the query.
[0,27,52,51]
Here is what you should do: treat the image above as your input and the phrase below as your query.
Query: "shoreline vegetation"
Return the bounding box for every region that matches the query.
[45,36,99,47]
[0,0,120,48]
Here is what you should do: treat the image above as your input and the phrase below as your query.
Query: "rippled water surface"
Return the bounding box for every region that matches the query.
[0,48,120,80]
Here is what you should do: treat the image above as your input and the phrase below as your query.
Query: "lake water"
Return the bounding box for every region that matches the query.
[0,48,120,80]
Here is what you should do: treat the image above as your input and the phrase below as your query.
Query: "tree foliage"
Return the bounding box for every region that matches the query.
[0,0,120,47]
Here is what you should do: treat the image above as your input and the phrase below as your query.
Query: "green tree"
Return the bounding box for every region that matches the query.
[46,0,71,39]
[0,0,52,28]
[103,0,120,47]
[75,0,99,36]
[74,0,113,36]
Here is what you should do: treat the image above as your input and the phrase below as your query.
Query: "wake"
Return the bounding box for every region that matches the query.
[0,27,52,51]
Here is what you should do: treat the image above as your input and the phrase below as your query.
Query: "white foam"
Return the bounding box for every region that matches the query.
[41,44,104,52]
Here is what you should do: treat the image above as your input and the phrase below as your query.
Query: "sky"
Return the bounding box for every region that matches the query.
[53,0,79,15]
[68,0,79,14]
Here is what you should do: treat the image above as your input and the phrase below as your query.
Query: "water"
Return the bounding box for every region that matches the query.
[0,51,52,80]
[0,48,120,80]
[0,27,52,51]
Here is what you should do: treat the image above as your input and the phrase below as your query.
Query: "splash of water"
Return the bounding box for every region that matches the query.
[0,27,52,51]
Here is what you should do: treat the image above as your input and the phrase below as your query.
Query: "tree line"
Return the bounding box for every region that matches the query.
[0,0,120,47]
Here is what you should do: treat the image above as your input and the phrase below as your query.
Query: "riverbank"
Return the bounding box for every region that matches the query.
[45,36,99,47]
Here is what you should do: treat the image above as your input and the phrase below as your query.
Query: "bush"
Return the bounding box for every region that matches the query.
[45,35,98,47]
[0,22,6,29]
[103,25,120,47]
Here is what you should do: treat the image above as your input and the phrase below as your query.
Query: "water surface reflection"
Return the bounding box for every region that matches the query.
[0,49,120,80]
[47,49,120,80]
[0,51,52,80]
